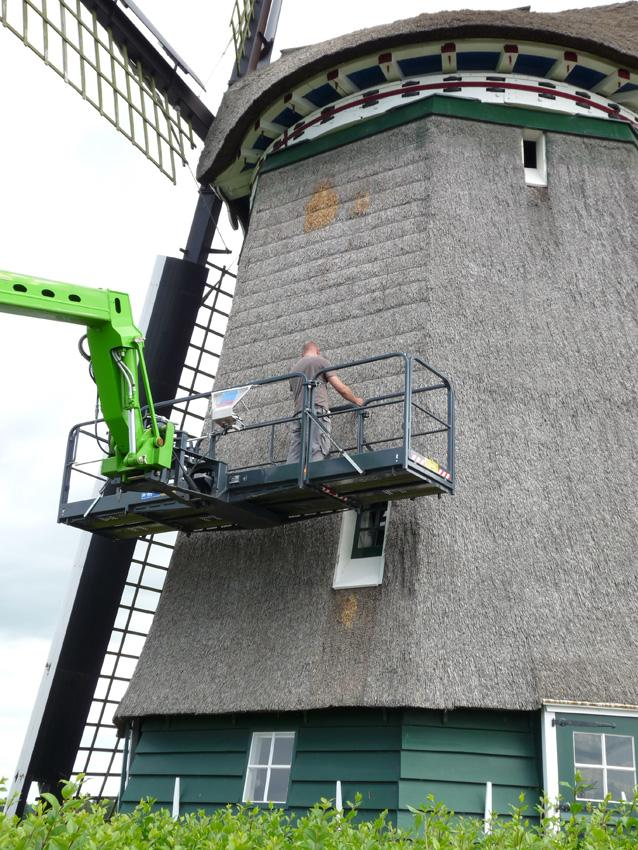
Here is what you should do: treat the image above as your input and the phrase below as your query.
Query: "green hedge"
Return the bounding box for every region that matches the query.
[3,779,638,849]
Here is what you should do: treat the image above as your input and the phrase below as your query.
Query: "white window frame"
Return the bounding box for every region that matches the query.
[332,503,390,590]
[522,129,547,187]
[542,702,638,814]
[573,732,636,802]
[242,731,295,804]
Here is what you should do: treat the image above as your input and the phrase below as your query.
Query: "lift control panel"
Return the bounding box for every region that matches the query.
[210,385,252,430]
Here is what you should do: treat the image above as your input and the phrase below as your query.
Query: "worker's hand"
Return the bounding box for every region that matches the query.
[353,396,364,406]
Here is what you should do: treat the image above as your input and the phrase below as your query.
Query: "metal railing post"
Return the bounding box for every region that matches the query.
[447,386,455,491]
[402,354,412,468]
[356,408,365,453]
[297,380,310,488]
[58,427,81,516]
[269,424,276,464]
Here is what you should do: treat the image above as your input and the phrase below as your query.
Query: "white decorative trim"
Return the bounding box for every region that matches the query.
[543,701,638,719]
[261,74,637,163]
[214,35,638,203]
[542,706,560,815]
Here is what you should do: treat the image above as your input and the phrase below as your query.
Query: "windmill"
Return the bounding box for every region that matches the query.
[5,0,637,826]
[0,0,282,814]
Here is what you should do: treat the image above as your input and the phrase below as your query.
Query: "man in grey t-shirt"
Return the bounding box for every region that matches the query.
[287,341,363,463]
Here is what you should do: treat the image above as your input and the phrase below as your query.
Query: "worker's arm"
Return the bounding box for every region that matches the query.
[327,374,364,406]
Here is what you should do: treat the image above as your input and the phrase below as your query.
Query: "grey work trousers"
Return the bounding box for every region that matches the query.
[287,407,331,463]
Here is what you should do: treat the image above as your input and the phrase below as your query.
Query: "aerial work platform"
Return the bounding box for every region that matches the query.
[59,353,454,539]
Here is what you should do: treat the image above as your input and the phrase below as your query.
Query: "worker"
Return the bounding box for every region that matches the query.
[287,341,364,463]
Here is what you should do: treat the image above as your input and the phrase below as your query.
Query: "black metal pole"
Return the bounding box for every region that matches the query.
[182,189,223,267]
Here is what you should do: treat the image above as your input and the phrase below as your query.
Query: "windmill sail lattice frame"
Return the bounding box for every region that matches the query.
[230,0,255,73]
[1,0,212,182]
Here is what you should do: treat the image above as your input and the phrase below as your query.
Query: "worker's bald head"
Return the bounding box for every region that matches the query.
[302,341,320,356]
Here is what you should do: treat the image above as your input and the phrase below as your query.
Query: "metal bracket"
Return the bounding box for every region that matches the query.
[553,718,616,728]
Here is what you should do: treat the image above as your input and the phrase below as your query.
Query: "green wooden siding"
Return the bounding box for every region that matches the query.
[120,708,541,825]
[135,729,249,753]
[399,710,541,827]
[403,725,535,756]
[288,781,398,811]
[120,709,402,818]
[296,725,401,751]
[123,776,244,808]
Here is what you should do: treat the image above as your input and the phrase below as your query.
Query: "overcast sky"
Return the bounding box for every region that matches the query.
[0,0,613,789]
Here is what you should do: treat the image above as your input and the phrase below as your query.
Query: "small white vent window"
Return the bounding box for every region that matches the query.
[333,503,389,589]
[522,130,547,187]
[243,732,294,803]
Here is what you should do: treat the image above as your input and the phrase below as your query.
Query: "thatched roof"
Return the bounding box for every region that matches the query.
[197,2,638,185]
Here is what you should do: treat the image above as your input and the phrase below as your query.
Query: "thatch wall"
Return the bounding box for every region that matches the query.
[117,115,638,722]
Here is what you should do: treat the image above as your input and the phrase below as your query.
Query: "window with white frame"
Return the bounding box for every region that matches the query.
[242,732,295,803]
[521,130,547,187]
[333,502,390,589]
[574,732,636,802]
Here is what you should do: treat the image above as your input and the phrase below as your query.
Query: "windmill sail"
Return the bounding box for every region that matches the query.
[0,0,212,182]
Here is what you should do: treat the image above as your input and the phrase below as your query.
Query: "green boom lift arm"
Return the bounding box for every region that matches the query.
[0,270,174,481]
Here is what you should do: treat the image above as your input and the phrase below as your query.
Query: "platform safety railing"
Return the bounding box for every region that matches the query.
[59,352,454,514]
[310,352,454,487]
[59,368,308,511]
